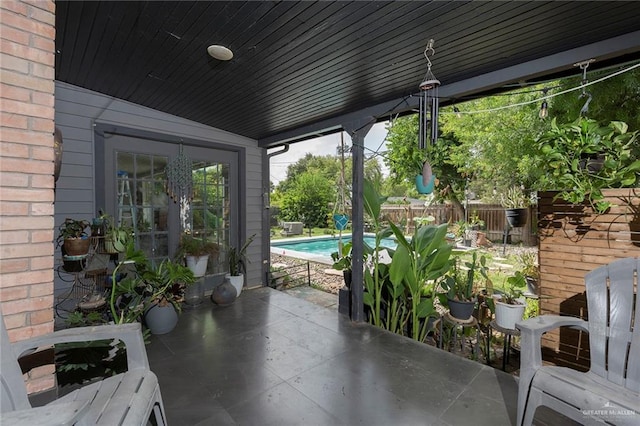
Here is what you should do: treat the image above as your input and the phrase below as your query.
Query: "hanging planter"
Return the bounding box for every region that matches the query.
[415,174,436,194]
[333,213,349,230]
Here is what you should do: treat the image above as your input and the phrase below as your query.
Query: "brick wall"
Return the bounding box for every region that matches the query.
[0,0,56,394]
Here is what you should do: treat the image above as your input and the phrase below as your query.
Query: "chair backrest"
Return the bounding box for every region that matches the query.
[584,257,640,392]
[0,307,31,413]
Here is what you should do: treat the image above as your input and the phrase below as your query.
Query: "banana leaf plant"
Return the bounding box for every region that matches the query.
[362,179,392,328]
[389,222,452,341]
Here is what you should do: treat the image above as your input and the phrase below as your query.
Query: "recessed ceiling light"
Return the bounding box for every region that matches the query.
[207,45,233,61]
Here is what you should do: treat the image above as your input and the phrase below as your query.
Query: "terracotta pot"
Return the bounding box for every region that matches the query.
[63,237,91,256]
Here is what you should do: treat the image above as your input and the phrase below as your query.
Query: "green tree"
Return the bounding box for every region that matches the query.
[550,66,640,129]
[277,153,341,193]
[279,171,334,227]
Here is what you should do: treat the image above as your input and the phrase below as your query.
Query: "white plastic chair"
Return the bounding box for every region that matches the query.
[516,257,640,425]
[1,308,166,425]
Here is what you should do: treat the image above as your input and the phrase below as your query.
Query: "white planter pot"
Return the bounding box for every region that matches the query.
[186,255,209,278]
[495,300,526,330]
[225,273,243,298]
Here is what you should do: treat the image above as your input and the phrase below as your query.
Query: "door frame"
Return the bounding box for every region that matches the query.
[94,124,247,264]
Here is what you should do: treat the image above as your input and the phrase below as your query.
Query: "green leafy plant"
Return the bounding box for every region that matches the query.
[440,252,489,302]
[228,234,256,276]
[176,234,220,259]
[56,218,90,247]
[537,117,640,213]
[109,243,196,324]
[493,271,527,306]
[389,222,452,341]
[100,213,131,253]
[500,186,531,209]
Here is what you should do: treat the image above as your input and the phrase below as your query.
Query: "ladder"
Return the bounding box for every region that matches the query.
[117,171,137,231]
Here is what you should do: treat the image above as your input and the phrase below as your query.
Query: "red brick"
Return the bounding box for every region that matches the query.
[29,308,52,325]
[0,111,28,129]
[0,159,53,175]
[0,83,31,101]
[28,282,53,297]
[0,201,29,215]
[31,61,54,79]
[30,229,54,243]
[28,364,55,380]
[8,321,54,341]
[29,116,53,132]
[1,296,52,315]
[0,97,53,120]
[0,215,53,231]
[0,258,29,274]
[31,145,54,161]
[0,25,30,45]
[31,91,53,107]
[0,285,29,301]
[30,201,54,215]
[31,175,54,190]
[0,171,29,186]
[0,127,53,146]
[0,143,30,158]
[1,243,53,260]
[25,0,55,14]
[0,230,29,243]
[1,9,54,40]
[1,39,54,66]
[29,257,54,272]
[0,70,54,95]
[27,4,54,26]
[26,375,55,395]
[0,1,28,16]
[31,34,54,53]
[1,54,29,73]
[1,312,27,328]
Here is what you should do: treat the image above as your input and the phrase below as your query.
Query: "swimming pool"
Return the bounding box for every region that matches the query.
[270,235,397,264]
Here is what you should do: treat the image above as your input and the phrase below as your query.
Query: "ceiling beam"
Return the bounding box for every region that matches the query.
[259,30,640,148]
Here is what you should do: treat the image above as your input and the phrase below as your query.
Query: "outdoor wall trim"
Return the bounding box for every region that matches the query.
[258,30,640,149]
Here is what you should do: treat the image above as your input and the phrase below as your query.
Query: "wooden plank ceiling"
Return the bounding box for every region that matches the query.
[55,1,640,145]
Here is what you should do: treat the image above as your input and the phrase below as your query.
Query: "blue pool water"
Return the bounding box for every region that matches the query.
[271,235,396,258]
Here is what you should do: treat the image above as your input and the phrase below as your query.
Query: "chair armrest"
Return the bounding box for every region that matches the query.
[0,400,89,426]
[11,323,149,370]
[516,314,588,336]
[516,315,588,373]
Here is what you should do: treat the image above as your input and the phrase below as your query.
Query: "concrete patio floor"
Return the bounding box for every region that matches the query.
[146,287,574,425]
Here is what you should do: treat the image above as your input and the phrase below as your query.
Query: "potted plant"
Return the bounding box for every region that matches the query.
[537,117,640,214]
[225,234,255,297]
[492,271,527,330]
[109,243,195,334]
[100,214,131,254]
[439,252,489,320]
[414,159,436,194]
[500,186,531,228]
[517,251,539,296]
[331,241,354,288]
[389,222,452,341]
[176,234,219,278]
[56,218,91,257]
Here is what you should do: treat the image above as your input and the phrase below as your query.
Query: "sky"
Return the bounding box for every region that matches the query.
[268,121,390,185]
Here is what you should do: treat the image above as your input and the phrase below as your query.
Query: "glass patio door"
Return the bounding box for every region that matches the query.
[102,133,238,273]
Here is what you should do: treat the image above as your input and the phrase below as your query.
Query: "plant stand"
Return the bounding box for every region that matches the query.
[487,320,520,371]
[436,312,480,359]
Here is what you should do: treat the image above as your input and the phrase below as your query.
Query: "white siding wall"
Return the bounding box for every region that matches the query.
[54,81,264,293]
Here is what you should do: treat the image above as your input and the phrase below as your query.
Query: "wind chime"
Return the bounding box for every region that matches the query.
[416,39,440,194]
[165,143,193,232]
[333,132,349,231]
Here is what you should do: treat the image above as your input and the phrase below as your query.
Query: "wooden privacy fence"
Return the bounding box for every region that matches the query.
[537,189,640,370]
[372,203,536,245]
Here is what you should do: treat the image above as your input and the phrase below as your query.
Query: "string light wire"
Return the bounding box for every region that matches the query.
[451,61,640,115]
